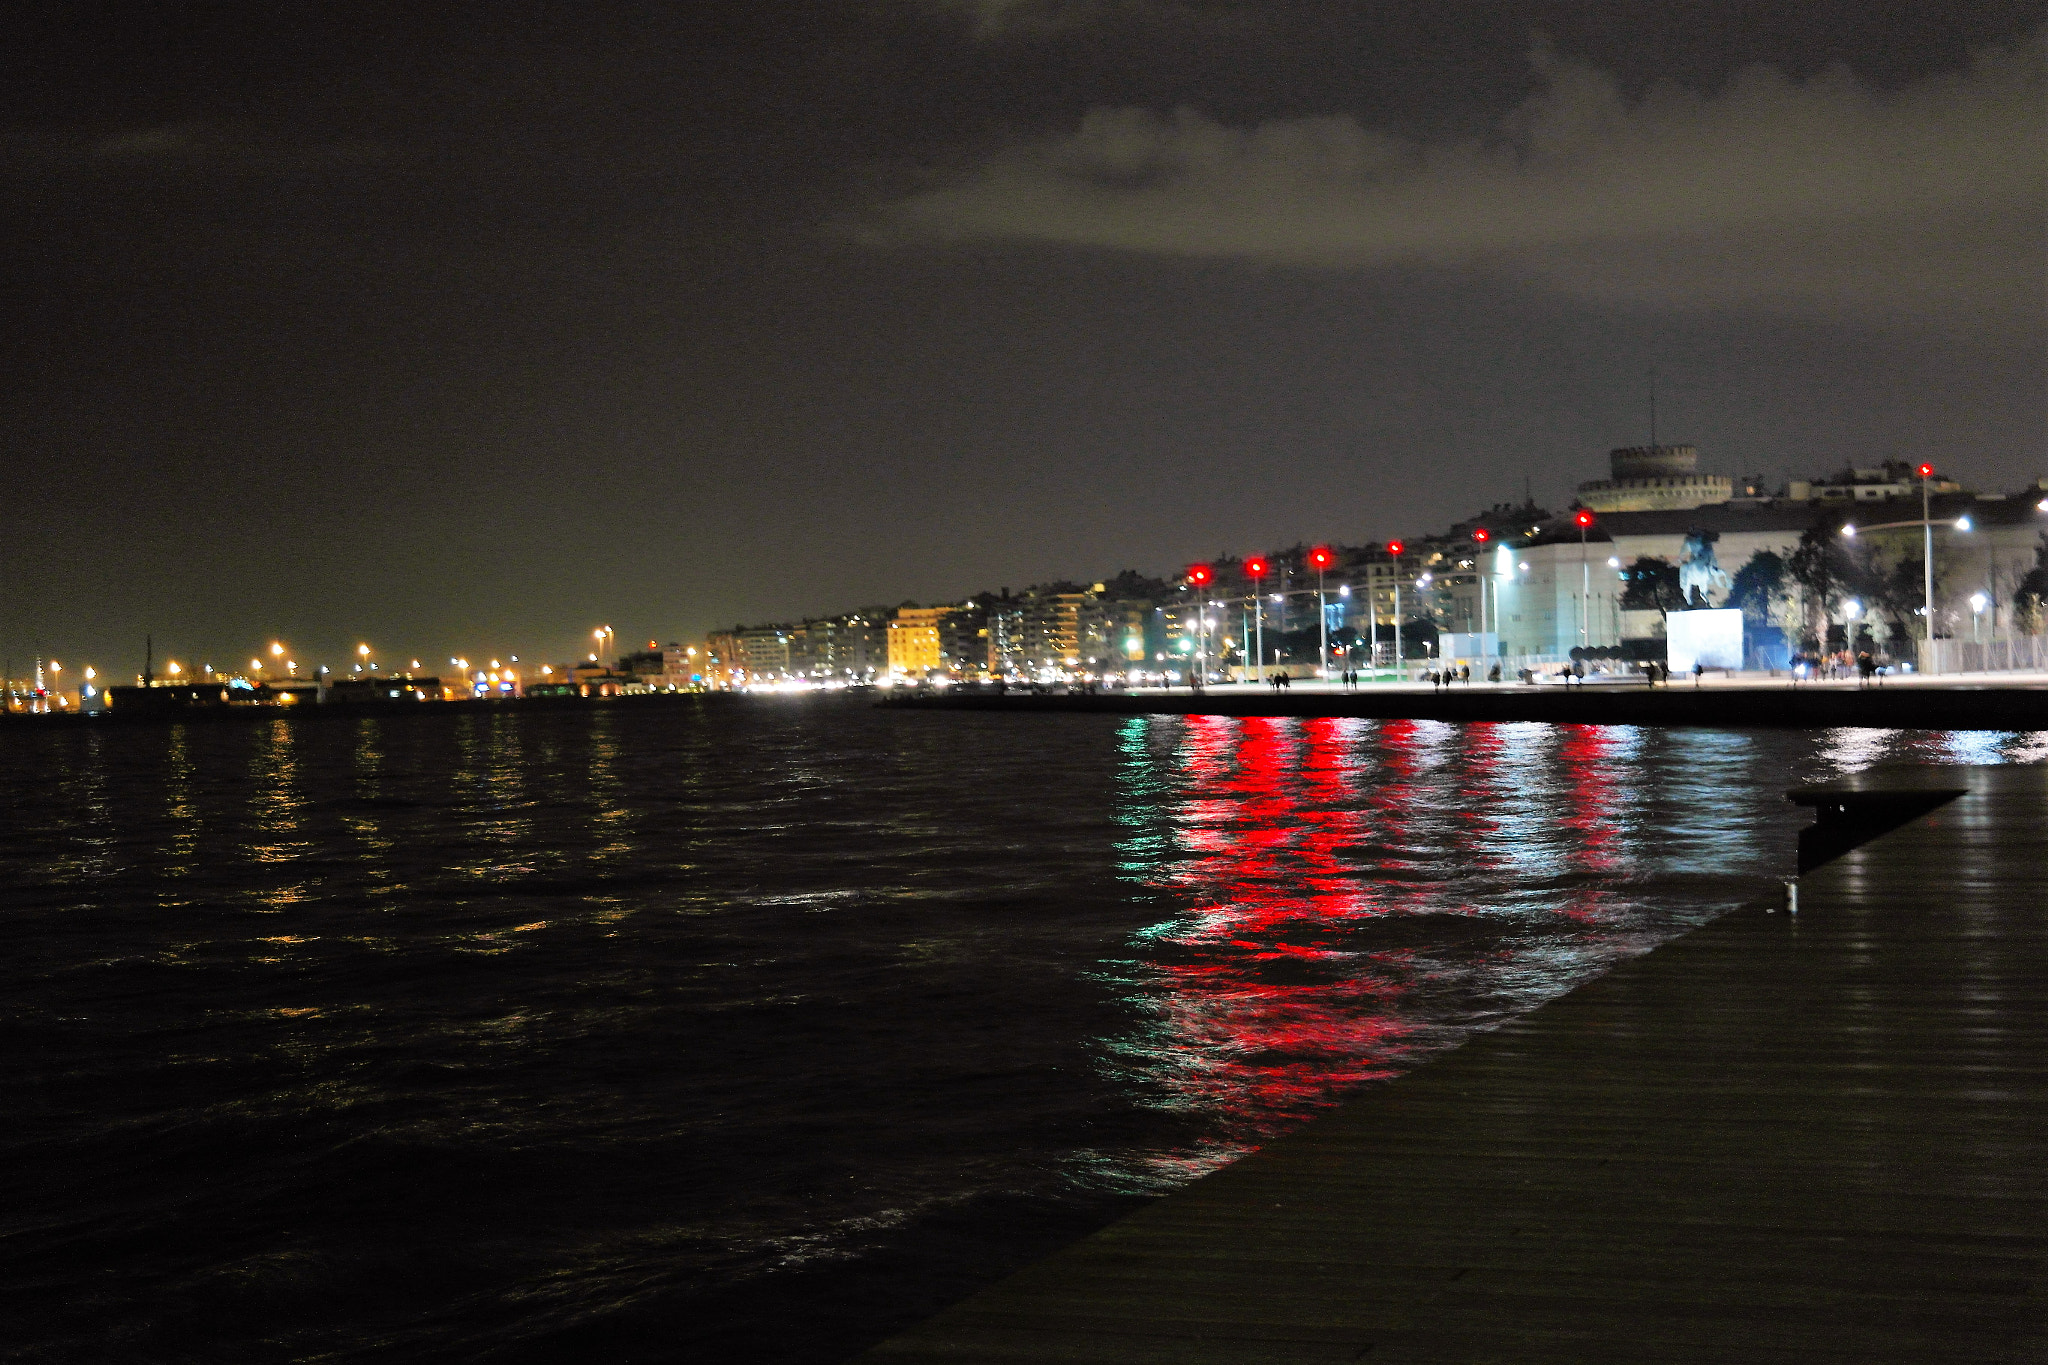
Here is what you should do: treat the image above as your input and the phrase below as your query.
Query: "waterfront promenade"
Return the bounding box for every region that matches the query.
[883,675,2048,730]
[860,763,2047,1363]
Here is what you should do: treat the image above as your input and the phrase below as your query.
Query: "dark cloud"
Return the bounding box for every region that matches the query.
[874,28,2045,326]
[912,0,1222,38]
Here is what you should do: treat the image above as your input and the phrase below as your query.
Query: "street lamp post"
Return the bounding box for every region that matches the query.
[1469,529,1492,655]
[1417,571,1436,670]
[1921,463,1936,671]
[1574,510,1596,649]
[1186,565,1214,690]
[1308,546,1335,679]
[1841,463,1959,674]
[1245,556,1270,684]
[1366,571,1379,676]
[1387,540,1406,676]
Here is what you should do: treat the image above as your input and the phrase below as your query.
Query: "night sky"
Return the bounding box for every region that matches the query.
[4,2,2041,677]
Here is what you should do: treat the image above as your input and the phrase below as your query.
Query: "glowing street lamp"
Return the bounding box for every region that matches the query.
[1919,463,1938,667]
[1574,510,1597,648]
[1244,555,1270,682]
[1186,565,1214,687]
[1307,545,1335,678]
[1460,529,1494,651]
[1386,540,1406,673]
[1837,462,1955,671]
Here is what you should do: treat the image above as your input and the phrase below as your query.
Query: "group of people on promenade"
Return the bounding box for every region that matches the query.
[1788,651,1891,687]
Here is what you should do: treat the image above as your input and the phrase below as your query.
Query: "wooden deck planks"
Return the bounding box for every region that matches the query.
[857,764,2047,1364]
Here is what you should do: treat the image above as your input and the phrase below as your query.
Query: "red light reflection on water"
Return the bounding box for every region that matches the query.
[1558,725,1622,874]
[1115,716,1642,1161]
[1126,717,1419,1135]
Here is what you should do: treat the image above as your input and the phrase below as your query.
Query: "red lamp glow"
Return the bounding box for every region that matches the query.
[1472,527,1491,544]
[1386,540,1404,557]
[1574,510,1595,528]
[1244,556,1270,579]
[1307,545,1335,571]
[1187,564,1214,587]
[1917,463,1936,479]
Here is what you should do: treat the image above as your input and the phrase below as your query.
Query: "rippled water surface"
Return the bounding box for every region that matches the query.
[2,699,2040,1362]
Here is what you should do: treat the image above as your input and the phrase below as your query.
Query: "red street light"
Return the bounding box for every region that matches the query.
[1917,463,1936,479]
[1574,510,1595,528]
[1244,556,1270,579]
[1472,527,1491,544]
[1187,563,1213,587]
[1306,545,1337,680]
[1386,540,1404,557]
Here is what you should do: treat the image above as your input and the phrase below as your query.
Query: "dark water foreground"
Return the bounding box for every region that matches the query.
[1,699,2040,1363]
[864,763,2048,1364]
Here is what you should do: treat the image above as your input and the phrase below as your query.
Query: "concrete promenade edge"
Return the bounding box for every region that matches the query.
[880,681,2048,731]
[855,764,2047,1364]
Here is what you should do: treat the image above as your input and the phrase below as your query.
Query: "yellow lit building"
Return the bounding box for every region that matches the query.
[887,607,949,677]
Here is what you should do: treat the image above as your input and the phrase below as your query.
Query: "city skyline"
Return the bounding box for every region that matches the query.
[19,449,2040,695]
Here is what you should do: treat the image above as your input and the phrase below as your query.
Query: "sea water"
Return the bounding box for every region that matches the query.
[1,698,2038,1362]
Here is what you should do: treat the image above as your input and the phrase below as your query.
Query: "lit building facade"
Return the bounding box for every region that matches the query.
[887,607,949,678]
